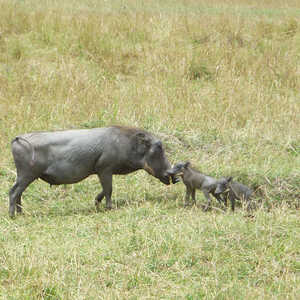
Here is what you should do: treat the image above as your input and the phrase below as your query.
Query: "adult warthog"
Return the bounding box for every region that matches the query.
[9,126,178,217]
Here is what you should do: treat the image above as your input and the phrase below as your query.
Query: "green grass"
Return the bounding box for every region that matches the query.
[0,0,299,298]
[0,203,299,299]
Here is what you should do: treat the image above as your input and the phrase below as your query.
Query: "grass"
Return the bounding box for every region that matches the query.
[0,203,299,299]
[0,0,299,298]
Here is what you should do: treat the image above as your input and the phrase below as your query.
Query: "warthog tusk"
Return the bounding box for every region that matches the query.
[144,162,155,176]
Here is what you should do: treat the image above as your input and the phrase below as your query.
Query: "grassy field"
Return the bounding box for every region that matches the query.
[0,0,299,299]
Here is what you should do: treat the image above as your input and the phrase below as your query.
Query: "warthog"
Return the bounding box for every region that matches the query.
[9,126,178,217]
[167,162,232,210]
[222,180,254,211]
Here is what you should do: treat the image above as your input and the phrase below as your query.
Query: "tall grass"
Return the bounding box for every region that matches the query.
[0,0,299,298]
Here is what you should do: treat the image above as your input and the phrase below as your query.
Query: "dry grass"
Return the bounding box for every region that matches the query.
[0,0,299,299]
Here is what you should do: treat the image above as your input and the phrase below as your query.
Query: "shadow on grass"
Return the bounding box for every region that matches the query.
[24,197,134,218]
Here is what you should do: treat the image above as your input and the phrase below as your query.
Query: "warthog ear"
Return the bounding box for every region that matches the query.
[184,162,190,169]
[227,176,233,182]
[133,132,151,155]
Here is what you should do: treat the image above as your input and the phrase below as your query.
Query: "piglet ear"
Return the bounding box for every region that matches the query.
[184,161,190,168]
[227,176,233,182]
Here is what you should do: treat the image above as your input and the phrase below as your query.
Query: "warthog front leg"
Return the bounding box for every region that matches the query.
[97,172,113,210]
[191,189,196,205]
[95,191,105,211]
[184,187,192,207]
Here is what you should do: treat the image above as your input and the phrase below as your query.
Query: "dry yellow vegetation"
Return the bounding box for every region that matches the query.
[0,1,299,298]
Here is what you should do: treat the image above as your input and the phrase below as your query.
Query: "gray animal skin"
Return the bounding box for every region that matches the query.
[167,162,232,210]
[9,126,178,217]
[223,180,253,211]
